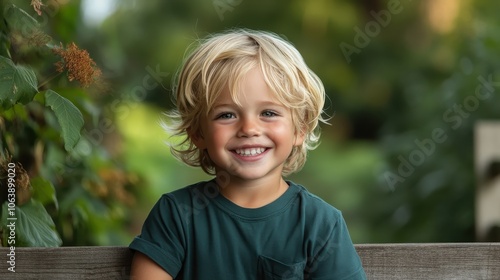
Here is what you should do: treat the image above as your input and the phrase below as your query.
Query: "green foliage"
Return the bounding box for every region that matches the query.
[4,4,38,31]
[1,200,61,246]
[31,176,58,208]
[93,0,500,243]
[0,0,137,246]
[44,90,84,151]
[2,0,499,246]
[0,56,38,108]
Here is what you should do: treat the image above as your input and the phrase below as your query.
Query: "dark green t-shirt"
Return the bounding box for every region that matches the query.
[129,180,366,279]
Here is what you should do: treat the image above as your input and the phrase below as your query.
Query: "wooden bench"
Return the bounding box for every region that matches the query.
[1,243,499,279]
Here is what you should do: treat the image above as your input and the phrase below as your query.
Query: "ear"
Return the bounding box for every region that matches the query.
[189,129,206,150]
[293,128,306,146]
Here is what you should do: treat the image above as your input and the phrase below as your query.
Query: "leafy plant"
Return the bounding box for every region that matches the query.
[0,1,138,246]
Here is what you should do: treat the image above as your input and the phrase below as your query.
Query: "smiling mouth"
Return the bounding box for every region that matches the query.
[234,147,267,156]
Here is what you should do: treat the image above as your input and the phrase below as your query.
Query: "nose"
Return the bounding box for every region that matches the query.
[237,116,261,137]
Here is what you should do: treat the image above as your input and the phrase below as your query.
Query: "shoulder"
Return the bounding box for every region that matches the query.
[290,181,343,218]
[288,181,347,236]
[151,180,219,222]
[159,180,217,204]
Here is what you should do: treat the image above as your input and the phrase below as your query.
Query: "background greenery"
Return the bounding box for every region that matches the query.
[1,0,500,246]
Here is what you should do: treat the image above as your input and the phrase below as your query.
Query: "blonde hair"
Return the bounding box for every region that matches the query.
[165,29,327,176]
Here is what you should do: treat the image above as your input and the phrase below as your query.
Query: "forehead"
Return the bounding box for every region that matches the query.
[213,67,283,106]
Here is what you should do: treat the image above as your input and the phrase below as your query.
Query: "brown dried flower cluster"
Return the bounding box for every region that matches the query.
[0,156,32,206]
[53,42,102,88]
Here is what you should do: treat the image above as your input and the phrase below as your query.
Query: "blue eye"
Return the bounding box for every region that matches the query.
[262,110,278,117]
[216,112,235,119]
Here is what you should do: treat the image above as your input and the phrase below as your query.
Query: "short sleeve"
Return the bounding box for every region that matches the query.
[306,212,366,280]
[129,194,187,277]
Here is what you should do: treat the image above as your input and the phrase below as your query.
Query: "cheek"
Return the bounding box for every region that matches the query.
[269,122,296,140]
[208,125,232,145]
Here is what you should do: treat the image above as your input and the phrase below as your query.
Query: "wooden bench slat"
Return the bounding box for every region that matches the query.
[1,246,132,280]
[0,243,499,279]
[356,243,500,279]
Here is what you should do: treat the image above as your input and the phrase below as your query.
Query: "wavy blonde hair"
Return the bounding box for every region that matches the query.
[165,29,327,176]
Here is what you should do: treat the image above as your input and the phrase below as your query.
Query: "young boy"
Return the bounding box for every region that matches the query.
[129,29,366,279]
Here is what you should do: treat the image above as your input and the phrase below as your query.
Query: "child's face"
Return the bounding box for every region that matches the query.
[193,66,304,184]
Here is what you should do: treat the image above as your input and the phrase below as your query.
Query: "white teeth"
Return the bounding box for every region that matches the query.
[235,148,266,156]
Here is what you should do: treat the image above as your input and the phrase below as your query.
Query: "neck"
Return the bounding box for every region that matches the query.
[215,174,288,209]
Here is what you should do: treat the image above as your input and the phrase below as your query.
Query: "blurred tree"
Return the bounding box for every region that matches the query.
[3,0,499,245]
[91,0,500,243]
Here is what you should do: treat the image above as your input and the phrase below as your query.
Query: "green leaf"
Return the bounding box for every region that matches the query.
[31,177,59,209]
[45,90,84,151]
[0,103,28,121]
[0,33,10,58]
[0,56,38,109]
[3,4,39,35]
[1,201,62,247]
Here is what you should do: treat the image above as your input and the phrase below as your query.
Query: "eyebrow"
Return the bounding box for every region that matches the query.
[259,101,285,107]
